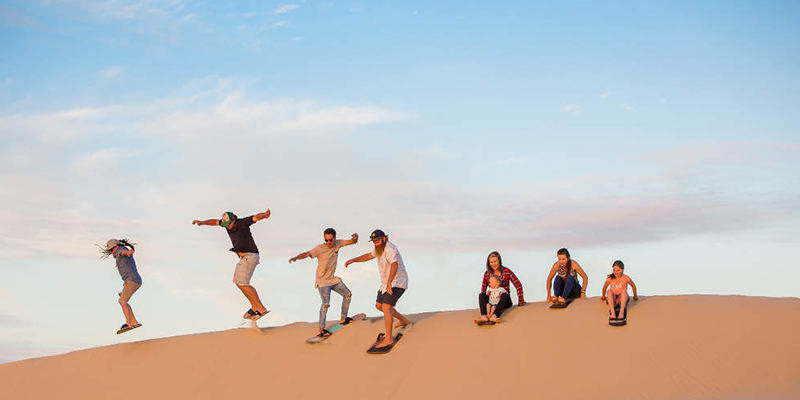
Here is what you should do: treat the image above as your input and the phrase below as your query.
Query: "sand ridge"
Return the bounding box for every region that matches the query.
[1,295,799,399]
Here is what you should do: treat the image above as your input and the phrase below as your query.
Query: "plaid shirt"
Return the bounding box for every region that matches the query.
[482,267,525,304]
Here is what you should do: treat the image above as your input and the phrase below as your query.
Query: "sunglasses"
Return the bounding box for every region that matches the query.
[324,238,334,242]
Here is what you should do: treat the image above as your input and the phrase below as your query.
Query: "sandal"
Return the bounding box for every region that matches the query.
[243,309,257,319]
[250,309,270,321]
[317,329,332,338]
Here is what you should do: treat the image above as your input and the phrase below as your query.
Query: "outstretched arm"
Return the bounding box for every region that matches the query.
[545,264,557,301]
[630,279,638,300]
[340,233,359,246]
[192,219,219,226]
[574,261,588,298]
[289,251,310,263]
[507,270,526,305]
[344,253,375,267]
[252,209,271,222]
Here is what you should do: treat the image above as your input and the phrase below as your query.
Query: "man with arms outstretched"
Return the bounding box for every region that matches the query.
[345,229,410,350]
[289,228,359,338]
[193,209,271,320]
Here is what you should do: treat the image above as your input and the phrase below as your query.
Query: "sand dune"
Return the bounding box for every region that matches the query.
[2,295,799,399]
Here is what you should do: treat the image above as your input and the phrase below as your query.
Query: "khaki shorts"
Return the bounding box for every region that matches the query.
[119,280,141,302]
[233,253,260,285]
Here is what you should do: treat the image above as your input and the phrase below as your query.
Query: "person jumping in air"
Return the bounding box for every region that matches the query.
[484,274,508,323]
[289,228,359,339]
[345,229,410,350]
[100,238,143,334]
[601,260,638,319]
[192,209,271,321]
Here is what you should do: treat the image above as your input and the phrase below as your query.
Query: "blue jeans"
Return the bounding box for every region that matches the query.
[553,275,581,299]
[318,281,352,328]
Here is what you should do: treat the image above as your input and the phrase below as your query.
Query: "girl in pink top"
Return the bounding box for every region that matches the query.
[600,260,638,319]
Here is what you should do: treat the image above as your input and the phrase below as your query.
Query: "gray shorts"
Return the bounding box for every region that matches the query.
[233,253,260,285]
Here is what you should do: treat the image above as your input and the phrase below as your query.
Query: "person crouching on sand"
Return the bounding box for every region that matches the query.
[483,274,507,323]
[100,238,142,334]
[345,229,410,350]
[545,248,589,305]
[476,251,525,323]
[192,209,271,321]
[601,260,638,319]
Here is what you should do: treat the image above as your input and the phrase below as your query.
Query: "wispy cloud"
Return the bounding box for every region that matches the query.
[599,92,611,99]
[622,103,632,111]
[272,4,298,15]
[100,66,123,80]
[563,104,580,114]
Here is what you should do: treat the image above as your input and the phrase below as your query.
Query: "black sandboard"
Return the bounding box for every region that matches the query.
[476,320,496,326]
[549,298,575,309]
[609,304,628,326]
[366,324,412,354]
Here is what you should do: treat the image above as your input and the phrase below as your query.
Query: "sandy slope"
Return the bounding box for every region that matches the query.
[2,295,799,399]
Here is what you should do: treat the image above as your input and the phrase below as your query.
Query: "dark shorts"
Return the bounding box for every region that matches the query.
[376,288,406,306]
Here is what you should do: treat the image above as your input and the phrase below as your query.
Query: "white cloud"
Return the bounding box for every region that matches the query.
[599,92,611,99]
[412,11,418,16]
[622,103,632,111]
[68,147,139,176]
[182,13,194,21]
[563,104,579,114]
[100,66,123,80]
[272,4,298,14]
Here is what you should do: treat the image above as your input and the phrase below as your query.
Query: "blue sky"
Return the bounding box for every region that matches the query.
[1,0,799,363]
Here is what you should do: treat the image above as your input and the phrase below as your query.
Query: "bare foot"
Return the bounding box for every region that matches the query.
[557,297,566,305]
[489,315,498,322]
[474,315,489,323]
[618,309,626,319]
[609,310,617,319]
[375,337,395,348]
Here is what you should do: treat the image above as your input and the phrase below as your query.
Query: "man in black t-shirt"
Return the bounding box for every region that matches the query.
[193,209,271,320]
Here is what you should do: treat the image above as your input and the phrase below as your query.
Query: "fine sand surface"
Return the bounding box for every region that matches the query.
[2,295,799,399]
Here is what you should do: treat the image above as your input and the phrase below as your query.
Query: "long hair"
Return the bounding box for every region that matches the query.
[98,238,136,259]
[608,260,625,278]
[557,248,572,277]
[485,251,503,274]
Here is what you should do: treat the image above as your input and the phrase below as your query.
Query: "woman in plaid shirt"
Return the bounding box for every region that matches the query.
[475,251,526,323]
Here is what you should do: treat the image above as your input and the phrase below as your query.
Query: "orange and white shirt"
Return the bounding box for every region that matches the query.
[606,275,631,295]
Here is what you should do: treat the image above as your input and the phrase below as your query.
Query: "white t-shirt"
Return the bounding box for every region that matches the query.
[370,241,409,293]
[486,287,508,305]
[308,240,345,288]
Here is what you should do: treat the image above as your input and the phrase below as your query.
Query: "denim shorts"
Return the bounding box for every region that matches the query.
[233,253,260,285]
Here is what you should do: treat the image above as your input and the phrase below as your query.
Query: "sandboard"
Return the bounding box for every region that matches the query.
[366,323,412,354]
[116,323,142,335]
[476,320,496,326]
[549,298,576,309]
[609,304,628,326]
[307,313,367,343]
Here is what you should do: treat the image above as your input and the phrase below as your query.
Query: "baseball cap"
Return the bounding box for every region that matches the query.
[369,229,387,241]
[105,238,119,251]
[220,211,237,227]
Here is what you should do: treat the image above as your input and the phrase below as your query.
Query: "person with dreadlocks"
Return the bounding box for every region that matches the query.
[192,209,271,321]
[100,238,143,334]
